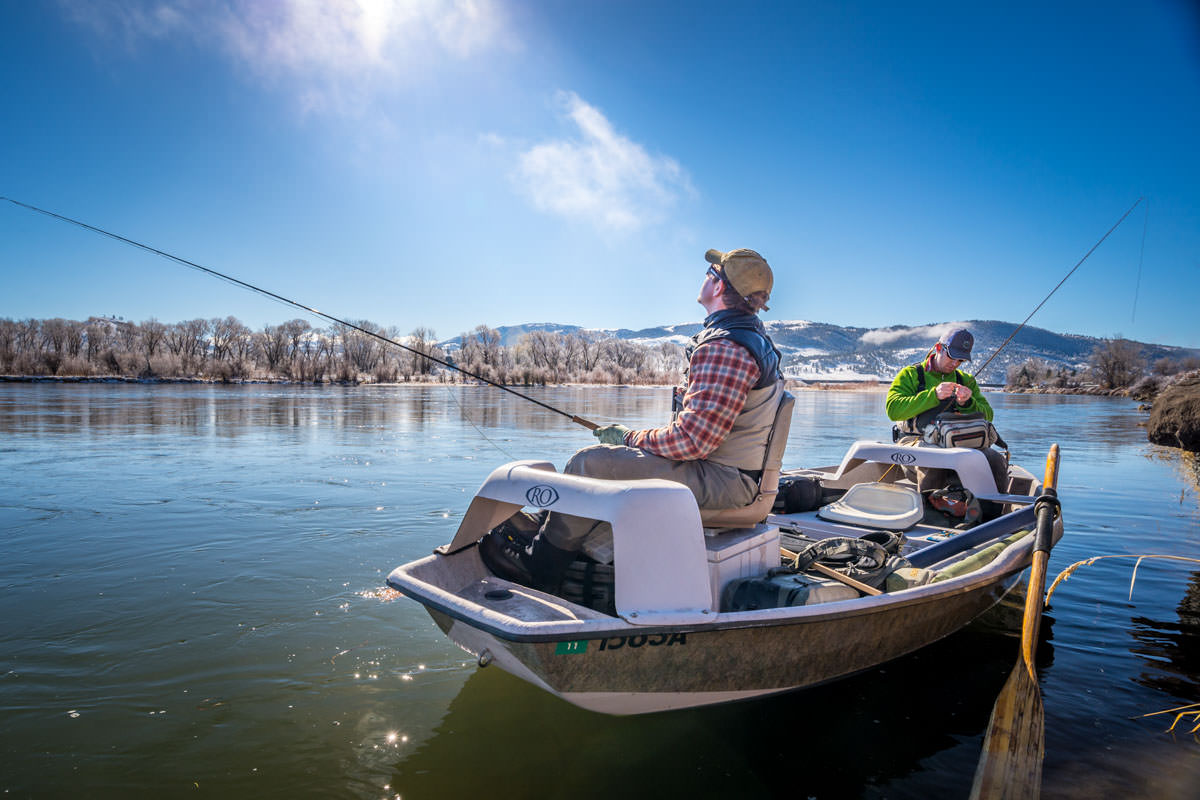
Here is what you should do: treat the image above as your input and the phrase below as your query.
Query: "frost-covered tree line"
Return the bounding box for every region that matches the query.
[1005,337,1200,392]
[0,316,686,385]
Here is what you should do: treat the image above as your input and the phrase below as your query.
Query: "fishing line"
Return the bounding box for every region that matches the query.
[1,196,599,430]
[973,197,1144,380]
[1131,199,1149,323]
[441,385,517,461]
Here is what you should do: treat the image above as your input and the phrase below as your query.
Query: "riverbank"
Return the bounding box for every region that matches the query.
[0,374,887,391]
[0,374,427,386]
[1147,373,1200,452]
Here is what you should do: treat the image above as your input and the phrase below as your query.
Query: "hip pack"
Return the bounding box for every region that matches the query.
[921,411,998,449]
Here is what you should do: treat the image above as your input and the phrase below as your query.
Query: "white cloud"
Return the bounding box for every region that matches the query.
[61,0,510,113]
[859,322,968,347]
[513,91,693,233]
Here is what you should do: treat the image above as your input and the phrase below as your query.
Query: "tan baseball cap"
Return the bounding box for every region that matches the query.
[705,248,773,311]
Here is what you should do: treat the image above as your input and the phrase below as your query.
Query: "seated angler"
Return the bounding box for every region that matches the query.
[885,327,1009,493]
[480,248,787,593]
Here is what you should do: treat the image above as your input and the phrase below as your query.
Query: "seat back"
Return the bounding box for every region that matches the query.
[700,391,795,528]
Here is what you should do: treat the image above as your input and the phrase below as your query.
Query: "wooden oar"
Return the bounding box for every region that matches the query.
[969,443,1060,800]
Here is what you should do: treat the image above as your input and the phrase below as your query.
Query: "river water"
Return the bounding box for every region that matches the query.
[0,383,1197,798]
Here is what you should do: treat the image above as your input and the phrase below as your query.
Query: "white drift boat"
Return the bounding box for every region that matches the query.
[387,441,1062,715]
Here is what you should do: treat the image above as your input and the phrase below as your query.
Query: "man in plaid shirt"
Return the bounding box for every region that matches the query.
[481,248,786,593]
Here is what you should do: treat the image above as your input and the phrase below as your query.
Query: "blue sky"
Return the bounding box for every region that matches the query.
[2,1,1198,347]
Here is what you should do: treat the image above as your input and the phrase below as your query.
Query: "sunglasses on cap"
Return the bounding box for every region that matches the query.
[706,266,722,282]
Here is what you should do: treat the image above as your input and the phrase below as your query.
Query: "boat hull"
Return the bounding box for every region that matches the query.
[387,446,1058,715]
[420,568,1022,714]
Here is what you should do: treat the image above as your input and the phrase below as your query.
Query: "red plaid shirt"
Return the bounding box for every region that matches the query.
[626,339,760,460]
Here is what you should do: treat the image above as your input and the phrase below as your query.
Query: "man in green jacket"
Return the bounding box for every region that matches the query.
[886,328,1008,492]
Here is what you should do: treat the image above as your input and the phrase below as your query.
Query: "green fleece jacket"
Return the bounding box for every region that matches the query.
[886,361,993,423]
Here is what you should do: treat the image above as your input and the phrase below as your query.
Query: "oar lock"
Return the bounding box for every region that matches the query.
[1033,492,1061,518]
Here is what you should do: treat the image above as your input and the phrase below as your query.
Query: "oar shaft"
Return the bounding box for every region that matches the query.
[1020,549,1050,674]
[1022,444,1061,667]
[970,443,1060,800]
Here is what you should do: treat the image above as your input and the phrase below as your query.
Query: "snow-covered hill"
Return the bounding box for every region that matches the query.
[440,319,1198,382]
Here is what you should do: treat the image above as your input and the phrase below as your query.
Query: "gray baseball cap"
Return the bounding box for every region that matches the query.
[939,328,974,361]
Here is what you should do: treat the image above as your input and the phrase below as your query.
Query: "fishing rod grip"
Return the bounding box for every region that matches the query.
[570,415,600,431]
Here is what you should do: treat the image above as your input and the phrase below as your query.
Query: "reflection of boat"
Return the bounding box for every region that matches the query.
[387,442,1063,715]
[391,624,1029,798]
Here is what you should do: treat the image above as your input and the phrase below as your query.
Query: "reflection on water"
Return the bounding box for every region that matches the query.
[0,384,665,438]
[391,623,1027,799]
[1131,571,1200,700]
[1,383,1198,798]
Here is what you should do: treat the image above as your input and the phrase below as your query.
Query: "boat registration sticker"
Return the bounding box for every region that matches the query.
[555,640,588,655]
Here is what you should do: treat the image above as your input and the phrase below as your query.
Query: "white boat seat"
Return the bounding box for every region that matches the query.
[815,482,923,531]
[700,391,795,529]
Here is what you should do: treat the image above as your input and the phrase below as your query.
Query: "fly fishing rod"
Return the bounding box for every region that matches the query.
[1,196,600,430]
[972,197,1144,380]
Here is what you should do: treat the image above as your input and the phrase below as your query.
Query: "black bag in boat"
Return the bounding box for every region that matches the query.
[560,557,616,615]
[775,474,842,513]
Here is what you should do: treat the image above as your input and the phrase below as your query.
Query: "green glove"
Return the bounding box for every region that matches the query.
[593,424,632,446]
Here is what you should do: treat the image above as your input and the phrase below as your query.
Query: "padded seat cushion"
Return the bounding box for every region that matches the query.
[816,482,923,531]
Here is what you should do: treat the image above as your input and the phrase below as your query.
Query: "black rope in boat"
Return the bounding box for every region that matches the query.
[1,196,598,430]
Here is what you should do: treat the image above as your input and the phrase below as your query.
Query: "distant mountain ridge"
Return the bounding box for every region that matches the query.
[441,320,1199,382]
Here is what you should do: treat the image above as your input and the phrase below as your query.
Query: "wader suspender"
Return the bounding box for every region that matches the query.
[895,364,961,437]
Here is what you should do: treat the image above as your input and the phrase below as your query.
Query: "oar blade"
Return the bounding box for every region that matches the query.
[970,654,1046,798]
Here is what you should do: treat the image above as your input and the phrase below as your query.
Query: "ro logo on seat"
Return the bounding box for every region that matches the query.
[890,452,917,465]
[526,485,560,507]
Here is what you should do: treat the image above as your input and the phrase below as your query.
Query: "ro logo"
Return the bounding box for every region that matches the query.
[890,452,917,465]
[526,485,560,507]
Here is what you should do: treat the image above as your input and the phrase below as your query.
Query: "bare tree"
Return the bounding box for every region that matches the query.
[84,318,112,363]
[140,319,167,358]
[0,319,16,369]
[258,324,289,372]
[113,319,139,353]
[336,321,385,375]
[604,339,648,371]
[13,319,39,355]
[230,323,257,364]
[517,331,567,380]
[565,331,609,373]
[654,341,687,375]
[209,316,249,362]
[168,319,210,370]
[40,319,69,363]
[1089,337,1144,389]
[295,331,332,382]
[1006,357,1050,389]
[459,325,504,380]
[405,326,441,376]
